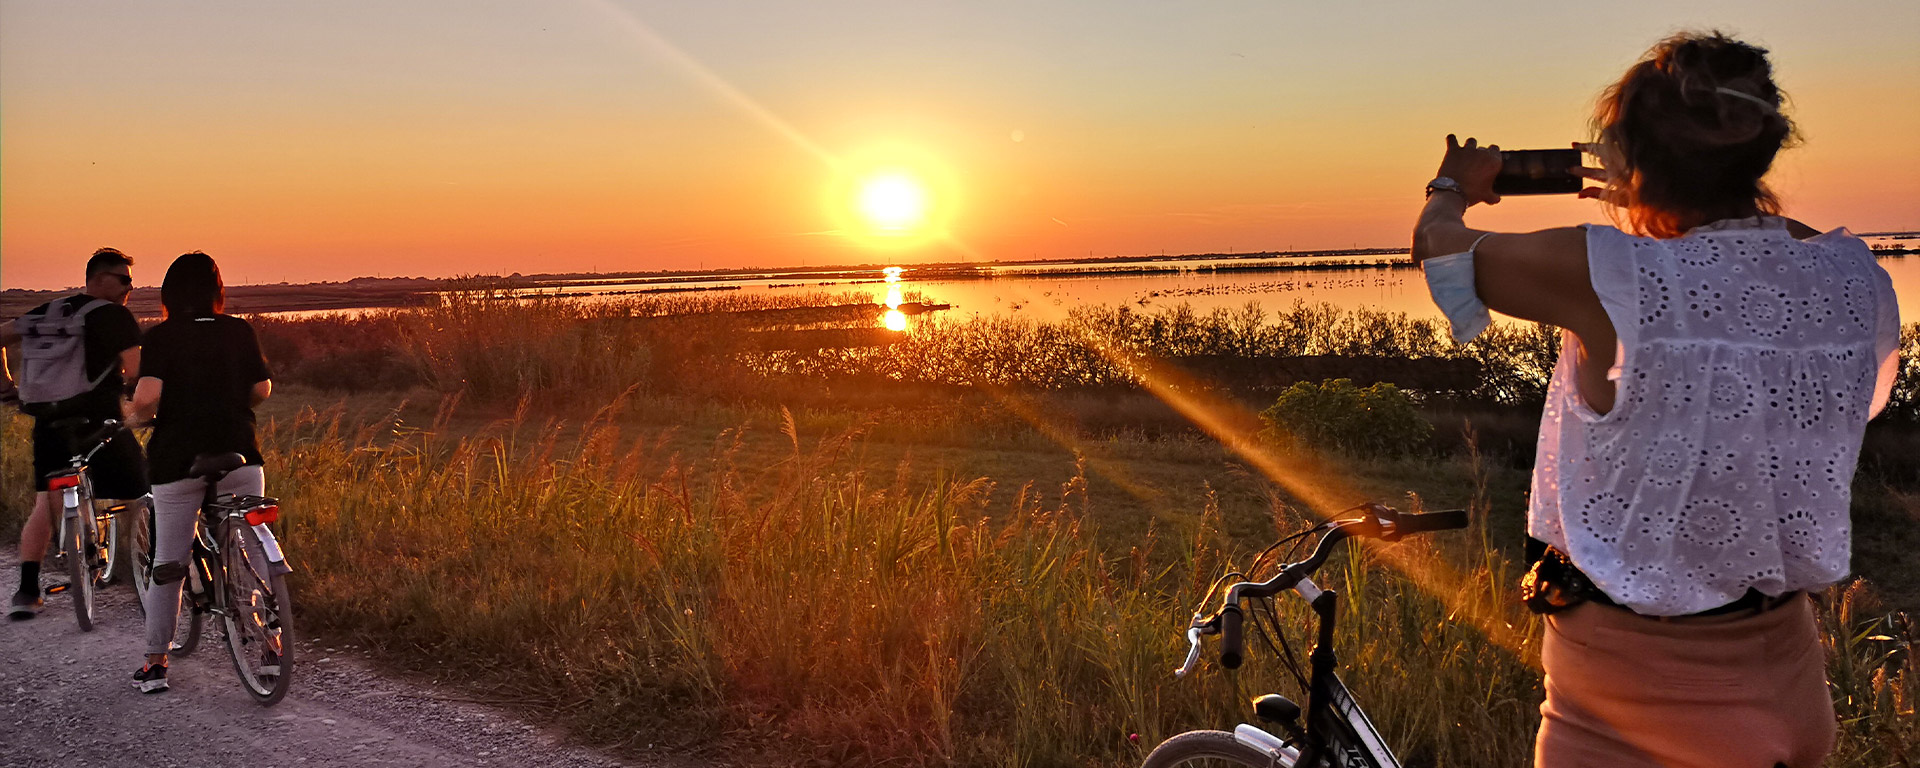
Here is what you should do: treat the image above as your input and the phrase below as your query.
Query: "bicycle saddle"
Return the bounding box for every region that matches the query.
[189,452,248,480]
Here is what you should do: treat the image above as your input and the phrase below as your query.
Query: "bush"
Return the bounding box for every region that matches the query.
[1878,324,1920,424]
[1259,378,1433,457]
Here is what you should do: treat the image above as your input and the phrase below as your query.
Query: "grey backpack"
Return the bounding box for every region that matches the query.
[14,297,113,416]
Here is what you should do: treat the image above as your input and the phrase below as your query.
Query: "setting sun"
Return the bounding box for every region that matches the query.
[857,171,929,234]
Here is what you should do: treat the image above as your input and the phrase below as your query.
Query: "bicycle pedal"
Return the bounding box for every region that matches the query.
[45,584,69,595]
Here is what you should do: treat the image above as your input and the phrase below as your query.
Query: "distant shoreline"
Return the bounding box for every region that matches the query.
[1,277,442,320]
[5,241,1911,318]
[2,247,1415,317]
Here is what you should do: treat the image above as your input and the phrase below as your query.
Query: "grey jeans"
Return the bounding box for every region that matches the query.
[143,466,265,656]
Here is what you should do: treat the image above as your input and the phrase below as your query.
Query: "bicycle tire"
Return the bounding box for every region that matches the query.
[64,510,95,632]
[220,523,293,705]
[173,609,205,656]
[1141,730,1297,768]
[172,549,210,656]
[129,503,154,617]
[172,552,209,657]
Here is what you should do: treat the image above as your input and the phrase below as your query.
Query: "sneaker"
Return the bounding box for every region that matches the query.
[259,649,280,677]
[132,664,169,694]
[7,591,41,621]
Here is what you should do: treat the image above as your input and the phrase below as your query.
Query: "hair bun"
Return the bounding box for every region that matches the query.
[1590,31,1799,238]
[1657,34,1786,148]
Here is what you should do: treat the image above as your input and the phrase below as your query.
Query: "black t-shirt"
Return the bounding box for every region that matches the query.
[140,314,273,485]
[20,294,141,422]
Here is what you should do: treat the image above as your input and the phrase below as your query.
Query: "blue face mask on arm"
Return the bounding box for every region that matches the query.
[1422,232,1495,345]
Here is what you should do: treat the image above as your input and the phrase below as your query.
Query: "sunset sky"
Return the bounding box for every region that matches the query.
[3,0,1916,290]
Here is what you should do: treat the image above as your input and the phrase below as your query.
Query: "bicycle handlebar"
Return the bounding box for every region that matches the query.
[78,419,122,455]
[1395,508,1468,536]
[1175,504,1468,678]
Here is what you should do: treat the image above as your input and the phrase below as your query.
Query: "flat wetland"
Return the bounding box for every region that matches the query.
[2,282,1916,767]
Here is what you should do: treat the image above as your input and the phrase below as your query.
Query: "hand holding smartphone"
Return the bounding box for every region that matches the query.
[1493,148,1583,196]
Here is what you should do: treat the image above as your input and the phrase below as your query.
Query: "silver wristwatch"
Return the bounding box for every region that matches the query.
[1425,176,1463,198]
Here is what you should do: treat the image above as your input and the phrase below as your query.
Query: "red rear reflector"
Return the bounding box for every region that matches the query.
[48,475,80,490]
[245,505,279,526]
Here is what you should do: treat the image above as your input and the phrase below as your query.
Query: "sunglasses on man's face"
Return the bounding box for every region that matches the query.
[104,272,132,286]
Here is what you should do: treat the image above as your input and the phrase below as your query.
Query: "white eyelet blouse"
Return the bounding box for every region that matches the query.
[1529,217,1902,615]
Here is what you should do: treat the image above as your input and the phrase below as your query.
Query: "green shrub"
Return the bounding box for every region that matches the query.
[1259,378,1433,457]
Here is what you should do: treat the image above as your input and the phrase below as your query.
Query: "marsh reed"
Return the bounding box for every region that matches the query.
[177,402,1905,766]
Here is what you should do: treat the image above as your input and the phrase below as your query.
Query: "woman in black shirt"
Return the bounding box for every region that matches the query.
[128,252,274,693]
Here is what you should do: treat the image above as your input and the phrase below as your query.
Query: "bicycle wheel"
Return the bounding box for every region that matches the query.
[129,503,154,617]
[171,555,207,657]
[172,608,205,656]
[220,523,293,705]
[64,510,95,632]
[1141,730,1296,768]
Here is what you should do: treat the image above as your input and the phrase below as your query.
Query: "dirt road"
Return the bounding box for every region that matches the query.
[0,546,650,768]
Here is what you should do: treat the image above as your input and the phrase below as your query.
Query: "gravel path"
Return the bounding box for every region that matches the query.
[0,546,658,768]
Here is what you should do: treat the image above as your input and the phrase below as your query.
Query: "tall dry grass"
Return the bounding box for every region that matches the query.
[1,413,32,526]
[251,286,909,404]
[224,401,1913,767]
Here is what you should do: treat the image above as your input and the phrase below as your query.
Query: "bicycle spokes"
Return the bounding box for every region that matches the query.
[220,521,293,704]
[235,584,285,655]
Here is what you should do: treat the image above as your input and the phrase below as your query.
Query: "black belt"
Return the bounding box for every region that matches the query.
[1521,539,1800,618]
[1675,587,1801,618]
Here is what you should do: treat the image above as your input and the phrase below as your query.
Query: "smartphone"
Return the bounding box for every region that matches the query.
[1493,148,1582,196]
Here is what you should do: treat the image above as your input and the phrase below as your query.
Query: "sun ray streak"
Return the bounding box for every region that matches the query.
[581,0,841,170]
[979,386,1177,513]
[1066,327,1537,663]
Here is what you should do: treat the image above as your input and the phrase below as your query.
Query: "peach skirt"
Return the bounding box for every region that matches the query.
[1534,597,1835,768]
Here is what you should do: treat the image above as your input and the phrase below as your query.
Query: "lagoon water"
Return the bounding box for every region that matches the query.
[555,255,1439,323]
[274,235,1920,326]
[524,240,1920,328]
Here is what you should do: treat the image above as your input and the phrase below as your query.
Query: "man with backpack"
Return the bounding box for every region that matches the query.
[0,248,151,619]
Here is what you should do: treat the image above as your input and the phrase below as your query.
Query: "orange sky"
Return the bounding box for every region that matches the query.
[3,0,1916,289]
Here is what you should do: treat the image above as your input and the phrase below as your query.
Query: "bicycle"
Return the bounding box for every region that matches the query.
[140,451,296,705]
[1142,502,1468,768]
[42,417,143,631]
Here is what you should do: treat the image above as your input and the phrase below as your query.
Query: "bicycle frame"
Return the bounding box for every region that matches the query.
[1177,574,1398,768]
[45,425,126,582]
[182,484,289,623]
[1169,507,1465,768]
[1293,583,1396,768]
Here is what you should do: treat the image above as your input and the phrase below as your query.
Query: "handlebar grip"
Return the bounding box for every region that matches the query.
[1219,605,1246,670]
[1398,509,1469,535]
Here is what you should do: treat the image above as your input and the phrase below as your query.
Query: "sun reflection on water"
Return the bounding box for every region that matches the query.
[883,266,907,331]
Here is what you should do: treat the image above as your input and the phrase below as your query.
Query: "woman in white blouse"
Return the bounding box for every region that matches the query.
[1410,32,1900,767]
